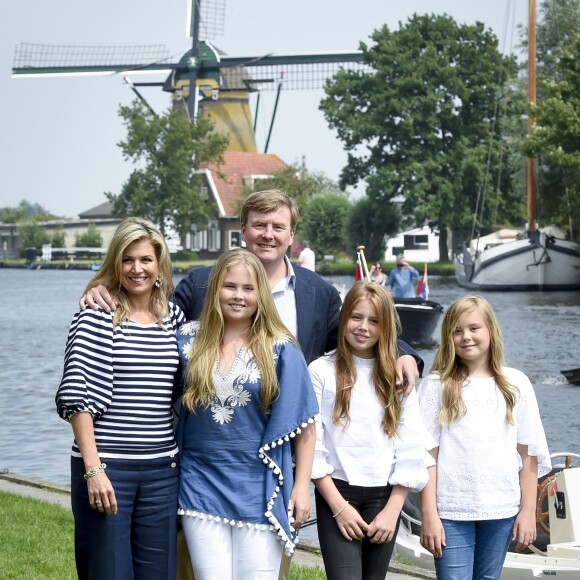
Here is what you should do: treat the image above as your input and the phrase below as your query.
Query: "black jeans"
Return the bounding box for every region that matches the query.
[315,478,400,580]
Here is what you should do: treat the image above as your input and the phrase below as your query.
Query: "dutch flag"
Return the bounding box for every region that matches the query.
[416,263,429,300]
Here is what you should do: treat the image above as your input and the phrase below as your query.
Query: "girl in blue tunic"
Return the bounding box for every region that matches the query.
[176,249,318,580]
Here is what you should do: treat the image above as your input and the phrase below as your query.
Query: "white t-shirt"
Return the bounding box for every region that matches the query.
[309,352,433,491]
[297,247,315,271]
[418,368,551,520]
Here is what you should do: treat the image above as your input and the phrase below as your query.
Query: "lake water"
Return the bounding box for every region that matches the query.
[1,268,579,488]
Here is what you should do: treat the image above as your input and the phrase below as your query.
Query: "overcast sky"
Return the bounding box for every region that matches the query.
[1,0,530,218]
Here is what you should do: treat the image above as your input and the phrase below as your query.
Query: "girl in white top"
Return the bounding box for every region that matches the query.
[309,282,432,580]
[418,295,551,580]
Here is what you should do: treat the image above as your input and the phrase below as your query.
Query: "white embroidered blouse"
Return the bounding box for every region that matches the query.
[418,368,552,520]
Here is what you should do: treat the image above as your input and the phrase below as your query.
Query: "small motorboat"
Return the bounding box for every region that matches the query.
[561,368,580,386]
[395,452,580,579]
[394,297,443,346]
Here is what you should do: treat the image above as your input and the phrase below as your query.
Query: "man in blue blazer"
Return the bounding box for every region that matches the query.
[81,188,422,374]
[174,190,422,370]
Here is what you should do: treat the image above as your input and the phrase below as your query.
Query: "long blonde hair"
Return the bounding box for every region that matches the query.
[87,217,174,328]
[334,282,402,436]
[182,249,296,411]
[432,294,518,427]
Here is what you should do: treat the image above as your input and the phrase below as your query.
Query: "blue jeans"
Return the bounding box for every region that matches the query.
[435,516,517,580]
[71,456,179,580]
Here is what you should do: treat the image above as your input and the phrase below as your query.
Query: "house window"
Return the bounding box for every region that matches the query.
[404,235,429,250]
[391,246,404,256]
[229,230,241,249]
[189,230,204,252]
[208,230,220,251]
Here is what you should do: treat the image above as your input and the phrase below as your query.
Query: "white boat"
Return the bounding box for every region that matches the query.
[396,452,580,578]
[454,230,580,291]
[454,0,580,292]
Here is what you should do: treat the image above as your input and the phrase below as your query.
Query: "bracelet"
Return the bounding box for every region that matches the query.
[83,463,107,480]
[332,501,349,518]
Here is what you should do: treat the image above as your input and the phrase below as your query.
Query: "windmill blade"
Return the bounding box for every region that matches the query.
[11,43,178,77]
[123,77,158,116]
[213,51,367,91]
[187,0,226,41]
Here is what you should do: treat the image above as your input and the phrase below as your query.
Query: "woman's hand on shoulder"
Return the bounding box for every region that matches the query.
[334,503,369,541]
[420,511,446,558]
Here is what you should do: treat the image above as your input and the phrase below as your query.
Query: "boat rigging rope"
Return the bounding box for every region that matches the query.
[470,0,517,244]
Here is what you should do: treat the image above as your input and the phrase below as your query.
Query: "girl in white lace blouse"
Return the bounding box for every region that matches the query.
[418,295,551,580]
[309,282,432,580]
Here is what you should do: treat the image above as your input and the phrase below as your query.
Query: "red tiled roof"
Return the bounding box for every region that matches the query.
[203,152,288,216]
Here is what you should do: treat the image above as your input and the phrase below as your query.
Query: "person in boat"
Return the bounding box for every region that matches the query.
[309,282,433,580]
[370,261,387,286]
[386,254,420,298]
[417,295,552,580]
[55,217,185,579]
[175,249,317,579]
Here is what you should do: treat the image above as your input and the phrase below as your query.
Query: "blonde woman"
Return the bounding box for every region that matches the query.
[418,295,551,580]
[56,217,185,579]
[176,249,318,580]
[309,283,432,580]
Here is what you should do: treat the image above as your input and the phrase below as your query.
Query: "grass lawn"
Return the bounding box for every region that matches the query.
[0,491,76,580]
[0,491,326,579]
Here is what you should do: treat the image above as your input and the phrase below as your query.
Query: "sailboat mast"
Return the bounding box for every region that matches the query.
[527,0,537,231]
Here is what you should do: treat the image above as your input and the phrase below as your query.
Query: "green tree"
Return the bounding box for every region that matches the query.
[346,196,400,261]
[237,165,344,218]
[75,223,103,247]
[321,14,519,258]
[106,101,229,237]
[0,200,58,223]
[18,221,51,249]
[537,0,580,82]
[519,0,580,237]
[301,193,350,257]
[526,35,580,239]
[50,225,67,247]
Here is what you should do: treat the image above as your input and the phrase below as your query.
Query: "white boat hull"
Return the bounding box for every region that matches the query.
[454,233,580,291]
[396,458,580,578]
[395,524,580,579]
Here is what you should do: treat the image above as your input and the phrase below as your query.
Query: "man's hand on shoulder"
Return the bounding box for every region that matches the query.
[395,354,420,396]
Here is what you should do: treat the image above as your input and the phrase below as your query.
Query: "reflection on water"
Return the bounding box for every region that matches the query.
[1,270,579,491]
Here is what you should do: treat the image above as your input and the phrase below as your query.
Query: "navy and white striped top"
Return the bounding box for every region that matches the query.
[56,303,185,460]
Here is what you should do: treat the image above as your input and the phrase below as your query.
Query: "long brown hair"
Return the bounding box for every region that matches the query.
[182,249,296,411]
[432,294,518,427]
[334,282,402,436]
[87,217,174,328]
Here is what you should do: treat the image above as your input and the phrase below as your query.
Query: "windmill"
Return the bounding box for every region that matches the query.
[12,0,366,154]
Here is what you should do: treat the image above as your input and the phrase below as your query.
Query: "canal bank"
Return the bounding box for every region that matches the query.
[0,472,434,579]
